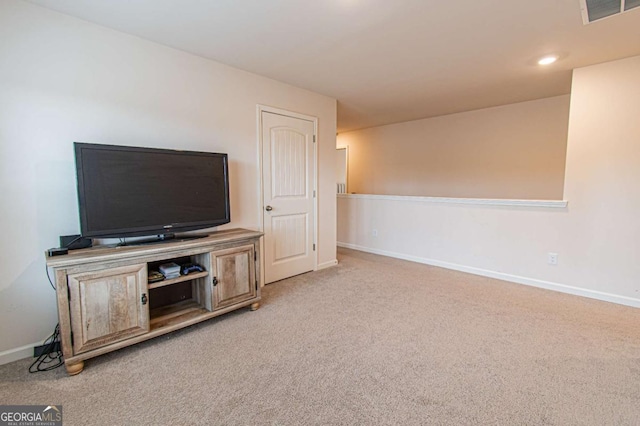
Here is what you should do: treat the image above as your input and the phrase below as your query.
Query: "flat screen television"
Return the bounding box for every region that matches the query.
[74,142,230,240]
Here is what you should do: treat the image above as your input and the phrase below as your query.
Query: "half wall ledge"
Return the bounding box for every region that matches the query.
[337,193,568,209]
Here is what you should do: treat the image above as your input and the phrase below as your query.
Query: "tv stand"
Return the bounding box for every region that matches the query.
[46,228,262,375]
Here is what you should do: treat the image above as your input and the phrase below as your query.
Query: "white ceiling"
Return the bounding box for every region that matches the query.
[26,0,640,132]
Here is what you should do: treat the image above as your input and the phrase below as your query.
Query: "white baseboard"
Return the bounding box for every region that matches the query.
[0,342,38,366]
[317,259,338,270]
[338,242,640,309]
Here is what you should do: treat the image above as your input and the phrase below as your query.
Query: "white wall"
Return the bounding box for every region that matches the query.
[0,0,337,362]
[337,96,570,199]
[338,55,640,307]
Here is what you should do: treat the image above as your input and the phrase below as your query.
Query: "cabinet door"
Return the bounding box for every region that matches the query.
[211,245,257,310]
[68,264,149,354]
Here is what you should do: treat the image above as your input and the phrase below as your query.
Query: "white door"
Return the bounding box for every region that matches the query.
[261,111,315,284]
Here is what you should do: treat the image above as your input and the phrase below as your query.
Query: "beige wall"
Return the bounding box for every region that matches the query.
[0,0,336,361]
[338,95,570,200]
[338,54,640,308]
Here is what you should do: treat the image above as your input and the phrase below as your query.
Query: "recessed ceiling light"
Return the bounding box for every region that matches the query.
[538,55,558,65]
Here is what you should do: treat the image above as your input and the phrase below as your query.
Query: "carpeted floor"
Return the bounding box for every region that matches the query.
[2,248,640,425]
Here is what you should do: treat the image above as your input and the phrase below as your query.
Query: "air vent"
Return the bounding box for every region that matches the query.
[581,0,640,23]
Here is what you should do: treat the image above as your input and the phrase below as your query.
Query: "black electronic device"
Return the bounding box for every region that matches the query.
[47,247,69,257]
[74,143,230,240]
[60,234,93,250]
[180,263,205,275]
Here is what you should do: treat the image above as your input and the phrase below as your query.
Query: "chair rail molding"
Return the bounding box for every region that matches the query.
[337,193,568,209]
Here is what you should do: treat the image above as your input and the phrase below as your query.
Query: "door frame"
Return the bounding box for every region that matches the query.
[256,104,319,286]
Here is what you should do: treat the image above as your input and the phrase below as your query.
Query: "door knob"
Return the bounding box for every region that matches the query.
[265,205,273,211]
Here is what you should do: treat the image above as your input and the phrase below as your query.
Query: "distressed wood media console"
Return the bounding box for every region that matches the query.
[46,228,262,375]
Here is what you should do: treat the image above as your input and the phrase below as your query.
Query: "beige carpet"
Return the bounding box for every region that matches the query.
[2,248,640,425]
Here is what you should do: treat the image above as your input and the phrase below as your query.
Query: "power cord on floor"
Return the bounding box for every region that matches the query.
[29,323,64,373]
[29,265,64,372]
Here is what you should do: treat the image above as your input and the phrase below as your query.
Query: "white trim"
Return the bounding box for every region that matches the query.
[579,0,590,25]
[257,105,319,283]
[336,146,349,194]
[316,259,338,270]
[337,193,567,209]
[0,342,39,365]
[257,105,317,123]
[337,242,640,309]
[313,118,319,275]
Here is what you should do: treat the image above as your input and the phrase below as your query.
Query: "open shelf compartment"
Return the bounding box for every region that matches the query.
[149,300,209,331]
[147,252,212,331]
[148,271,208,290]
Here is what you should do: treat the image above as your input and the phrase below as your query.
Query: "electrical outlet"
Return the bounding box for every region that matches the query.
[33,341,61,357]
[372,229,378,237]
[548,252,558,265]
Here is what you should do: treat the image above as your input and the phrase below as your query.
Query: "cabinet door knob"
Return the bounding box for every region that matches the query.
[265,205,273,211]
[212,277,218,286]
[141,293,148,305]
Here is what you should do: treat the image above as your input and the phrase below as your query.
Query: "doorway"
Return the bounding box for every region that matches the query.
[259,107,318,284]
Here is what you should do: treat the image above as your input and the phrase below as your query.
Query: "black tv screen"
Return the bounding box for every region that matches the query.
[74,143,230,238]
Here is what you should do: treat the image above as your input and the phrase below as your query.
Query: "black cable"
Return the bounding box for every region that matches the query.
[29,324,64,373]
[35,234,92,372]
[45,265,55,291]
[31,263,64,372]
